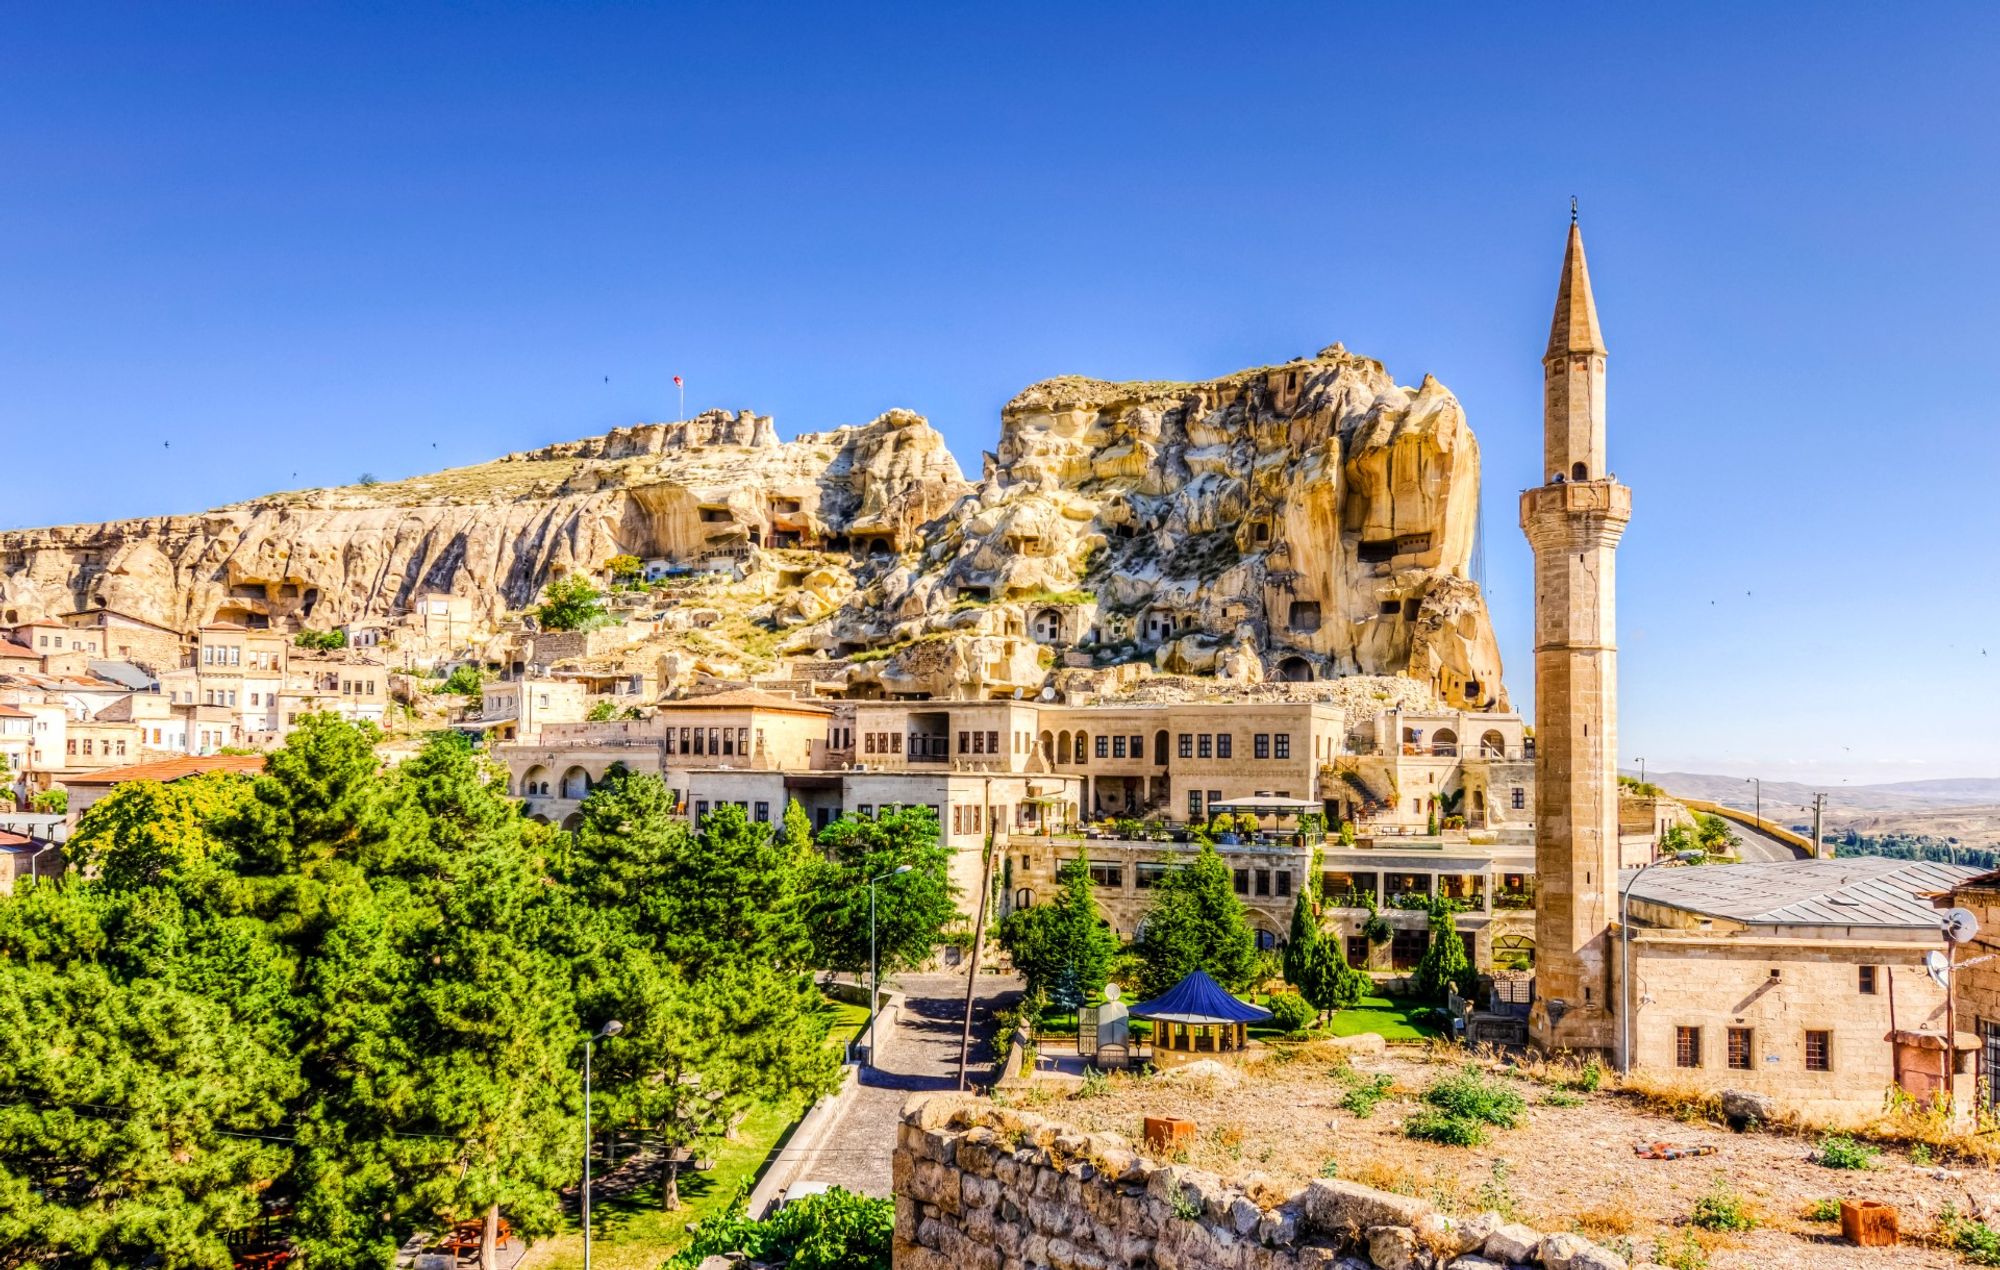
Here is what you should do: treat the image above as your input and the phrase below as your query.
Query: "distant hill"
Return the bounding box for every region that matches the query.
[1648,771,2000,817]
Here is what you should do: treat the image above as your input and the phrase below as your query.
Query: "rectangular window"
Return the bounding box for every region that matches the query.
[1859,965,1877,995]
[891,733,902,753]
[959,730,970,754]
[1189,789,1204,819]
[1254,733,1270,759]
[1511,787,1526,810]
[1217,733,1232,759]
[1275,734,1290,759]
[865,733,876,754]
[1275,870,1292,897]
[1209,789,1222,812]
[987,730,999,754]
[1129,734,1142,757]
[1232,868,1249,895]
[1198,734,1213,758]
[1087,861,1121,889]
[754,801,770,823]
[1347,934,1369,967]
[1727,1028,1753,1070]
[1111,735,1126,759]
[695,729,707,755]
[857,803,873,818]
[1136,862,1169,889]
[1179,733,1193,759]
[1095,735,1109,758]
[666,730,678,755]
[1390,928,1429,969]
[1805,1030,1831,1072]
[695,799,709,824]
[1254,869,1271,897]
[1675,1026,1701,1069]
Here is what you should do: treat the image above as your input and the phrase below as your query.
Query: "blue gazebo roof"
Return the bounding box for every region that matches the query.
[1126,969,1273,1025]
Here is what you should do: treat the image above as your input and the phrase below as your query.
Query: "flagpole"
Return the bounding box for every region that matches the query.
[677,378,684,422]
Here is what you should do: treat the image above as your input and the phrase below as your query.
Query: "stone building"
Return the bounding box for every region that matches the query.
[1935,869,2000,1113]
[1619,858,1973,1119]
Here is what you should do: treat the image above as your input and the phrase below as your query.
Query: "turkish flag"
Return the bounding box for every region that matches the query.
[673,375,683,386]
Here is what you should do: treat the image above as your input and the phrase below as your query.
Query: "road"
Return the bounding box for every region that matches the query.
[1707,807,1810,862]
[784,970,1022,1198]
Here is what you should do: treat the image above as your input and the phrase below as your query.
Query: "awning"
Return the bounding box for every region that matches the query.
[1126,969,1273,1025]
[1208,796,1323,811]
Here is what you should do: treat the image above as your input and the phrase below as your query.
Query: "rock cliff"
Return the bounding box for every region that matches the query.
[0,346,1505,708]
[0,408,969,632]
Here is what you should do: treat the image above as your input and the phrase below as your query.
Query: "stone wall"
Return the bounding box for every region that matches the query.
[893,1097,1635,1270]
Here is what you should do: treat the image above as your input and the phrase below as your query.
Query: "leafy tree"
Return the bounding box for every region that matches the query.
[66,771,253,895]
[436,663,486,696]
[28,786,65,815]
[1411,898,1476,1002]
[810,807,958,976]
[604,553,644,584]
[997,861,1117,1010]
[1132,843,1257,997]
[586,698,618,721]
[1266,990,1314,1035]
[294,628,349,651]
[535,574,607,632]
[566,766,693,909]
[1693,813,1741,855]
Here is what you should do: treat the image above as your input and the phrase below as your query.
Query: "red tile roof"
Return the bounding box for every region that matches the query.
[662,687,833,715]
[62,754,266,786]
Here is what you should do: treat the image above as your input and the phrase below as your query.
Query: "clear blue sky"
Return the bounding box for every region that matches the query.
[4,4,1997,786]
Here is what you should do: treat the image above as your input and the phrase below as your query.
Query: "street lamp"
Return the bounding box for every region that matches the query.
[1635,757,1646,786]
[1745,776,1761,828]
[583,1019,623,1270]
[1620,851,1703,1075]
[867,865,914,1065]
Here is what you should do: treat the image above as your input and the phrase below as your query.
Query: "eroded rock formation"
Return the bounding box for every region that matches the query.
[0,347,1506,709]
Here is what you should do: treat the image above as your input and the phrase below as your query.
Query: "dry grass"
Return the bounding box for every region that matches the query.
[1021,1050,1977,1269]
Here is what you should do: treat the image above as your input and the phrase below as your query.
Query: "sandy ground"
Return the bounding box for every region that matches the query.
[1014,1045,1998,1269]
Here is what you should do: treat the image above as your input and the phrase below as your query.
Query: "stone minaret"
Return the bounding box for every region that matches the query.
[1521,215,1631,1055]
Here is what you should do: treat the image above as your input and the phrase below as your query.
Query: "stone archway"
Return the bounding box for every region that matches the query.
[560,765,592,800]
[1432,728,1458,757]
[1480,729,1507,756]
[520,764,549,798]
[1274,655,1314,682]
[560,812,584,832]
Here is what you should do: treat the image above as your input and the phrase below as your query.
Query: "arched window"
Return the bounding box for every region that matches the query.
[1571,461,1588,481]
[1014,888,1034,909]
[1255,929,1278,951]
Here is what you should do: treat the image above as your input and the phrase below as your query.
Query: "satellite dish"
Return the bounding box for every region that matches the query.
[1925,950,1952,988]
[1103,984,1121,1002]
[1943,908,1980,945]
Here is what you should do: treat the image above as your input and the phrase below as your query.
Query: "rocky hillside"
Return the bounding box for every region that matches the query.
[0,408,968,632]
[1,345,1505,706]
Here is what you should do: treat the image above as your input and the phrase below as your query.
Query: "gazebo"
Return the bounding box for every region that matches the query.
[1127,969,1272,1064]
[1207,795,1326,846]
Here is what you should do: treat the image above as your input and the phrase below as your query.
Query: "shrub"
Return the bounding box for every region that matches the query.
[667,1187,893,1270]
[1403,1109,1487,1147]
[1941,1204,2000,1265]
[1690,1177,1756,1232]
[29,787,67,815]
[1266,991,1314,1036]
[294,628,348,651]
[1812,1134,1879,1170]
[1802,1197,1841,1222]
[1340,1073,1395,1119]
[1420,1065,1525,1129]
[1574,1056,1603,1092]
[1074,1068,1110,1100]
[1655,1229,1710,1270]
[1540,1089,1582,1108]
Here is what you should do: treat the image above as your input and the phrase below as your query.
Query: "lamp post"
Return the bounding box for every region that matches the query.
[867,865,913,1066]
[1745,776,1761,828]
[1636,757,1646,786]
[1620,851,1703,1075]
[583,1019,623,1270]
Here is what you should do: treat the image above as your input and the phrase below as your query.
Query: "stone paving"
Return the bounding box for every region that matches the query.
[785,970,1021,1198]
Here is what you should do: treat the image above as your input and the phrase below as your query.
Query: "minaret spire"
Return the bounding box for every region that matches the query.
[1546,216,1606,360]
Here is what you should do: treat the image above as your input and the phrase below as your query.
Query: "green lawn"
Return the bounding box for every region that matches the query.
[1317,993,1443,1042]
[516,1100,800,1270]
[821,997,870,1054]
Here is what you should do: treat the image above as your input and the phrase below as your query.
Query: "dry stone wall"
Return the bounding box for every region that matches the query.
[894,1098,1641,1270]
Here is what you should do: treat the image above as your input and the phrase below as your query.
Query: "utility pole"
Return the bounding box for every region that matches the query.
[957,779,996,1091]
[1810,792,1827,859]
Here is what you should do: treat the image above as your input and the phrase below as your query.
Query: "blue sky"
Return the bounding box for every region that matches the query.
[4,4,1997,785]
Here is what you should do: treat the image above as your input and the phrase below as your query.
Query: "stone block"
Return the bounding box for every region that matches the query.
[1257,1203,1300,1247]
[1538,1230,1628,1270]
[1444,1258,1505,1270]
[1840,1199,1899,1247]
[1366,1224,1421,1270]
[1301,1178,1432,1236]
[1482,1221,1543,1263]
[1230,1194,1263,1235]
[1719,1088,1777,1131]
[1146,1115,1199,1155]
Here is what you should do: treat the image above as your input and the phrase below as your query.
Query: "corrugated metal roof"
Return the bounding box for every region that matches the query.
[1624,857,1979,930]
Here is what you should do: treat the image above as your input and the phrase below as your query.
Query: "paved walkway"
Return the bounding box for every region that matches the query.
[787,970,1021,1197]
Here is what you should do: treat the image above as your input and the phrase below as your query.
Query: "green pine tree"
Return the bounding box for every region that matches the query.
[1132,843,1257,996]
[997,860,1117,1010]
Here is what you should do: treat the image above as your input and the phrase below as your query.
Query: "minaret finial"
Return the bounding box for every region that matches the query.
[1570,195,1578,225]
